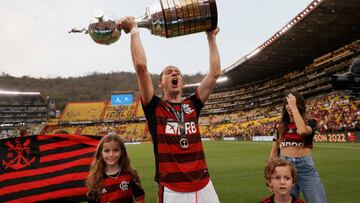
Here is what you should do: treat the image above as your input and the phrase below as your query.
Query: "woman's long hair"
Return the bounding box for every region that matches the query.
[278,91,307,137]
[86,134,140,199]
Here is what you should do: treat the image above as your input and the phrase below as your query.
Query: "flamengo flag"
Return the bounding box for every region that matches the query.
[0,134,100,203]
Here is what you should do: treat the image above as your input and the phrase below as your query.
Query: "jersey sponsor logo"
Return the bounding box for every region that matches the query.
[280,141,304,147]
[185,122,197,134]
[165,122,197,135]
[119,180,129,191]
[165,122,179,134]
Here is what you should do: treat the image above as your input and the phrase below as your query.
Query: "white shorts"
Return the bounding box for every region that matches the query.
[160,180,220,203]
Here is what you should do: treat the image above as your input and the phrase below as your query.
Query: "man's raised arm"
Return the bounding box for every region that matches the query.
[197,27,222,103]
[118,17,154,106]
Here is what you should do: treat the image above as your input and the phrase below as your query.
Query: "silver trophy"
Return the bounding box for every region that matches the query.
[69,0,217,45]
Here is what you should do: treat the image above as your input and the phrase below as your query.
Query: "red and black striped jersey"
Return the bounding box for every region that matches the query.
[142,91,210,192]
[261,194,305,203]
[98,171,145,203]
[279,119,317,149]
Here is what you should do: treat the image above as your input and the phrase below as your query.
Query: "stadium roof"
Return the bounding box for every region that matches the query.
[222,0,360,87]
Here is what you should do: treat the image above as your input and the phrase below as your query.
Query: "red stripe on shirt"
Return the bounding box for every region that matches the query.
[159,159,207,173]
[161,178,210,192]
[157,142,204,154]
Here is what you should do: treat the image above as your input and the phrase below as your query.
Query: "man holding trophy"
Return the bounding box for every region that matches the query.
[117,12,221,203]
[69,0,221,202]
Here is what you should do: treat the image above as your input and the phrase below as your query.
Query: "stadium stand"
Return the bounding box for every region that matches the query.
[134,101,145,118]
[49,101,147,142]
[47,90,358,141]
[60,101,106,123]
[0,92,48,139]
[103,103,139,121]
[202,40,360,116]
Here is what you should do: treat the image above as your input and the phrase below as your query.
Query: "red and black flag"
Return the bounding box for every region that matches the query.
[0,134,100,203]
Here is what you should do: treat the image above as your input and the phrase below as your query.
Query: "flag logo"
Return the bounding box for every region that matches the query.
[0,134,100,203]
[2,137,38,171]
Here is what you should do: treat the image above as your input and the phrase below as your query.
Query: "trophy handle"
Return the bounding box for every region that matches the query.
[135,7,152,30]
[68,28,88,34]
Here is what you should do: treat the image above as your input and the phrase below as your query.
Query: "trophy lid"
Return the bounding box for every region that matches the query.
[88,10,120,45]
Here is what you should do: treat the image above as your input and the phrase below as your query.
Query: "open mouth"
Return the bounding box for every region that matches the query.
[171,78,178,86]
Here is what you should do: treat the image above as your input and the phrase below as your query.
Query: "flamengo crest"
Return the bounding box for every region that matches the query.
[2,138,36,171]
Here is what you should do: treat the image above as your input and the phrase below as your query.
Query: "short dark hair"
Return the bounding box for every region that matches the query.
[158,66,183,82]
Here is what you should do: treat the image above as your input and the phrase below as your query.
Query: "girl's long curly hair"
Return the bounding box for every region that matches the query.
[278,91,306,138]
[85,134,140,200]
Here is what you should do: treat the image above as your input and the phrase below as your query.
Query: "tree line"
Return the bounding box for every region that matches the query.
[0,72,204,110]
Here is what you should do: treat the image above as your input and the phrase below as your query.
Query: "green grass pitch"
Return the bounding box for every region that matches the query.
[126,141,360,202]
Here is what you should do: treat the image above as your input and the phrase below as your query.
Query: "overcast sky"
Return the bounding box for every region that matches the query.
[0,0,313,78]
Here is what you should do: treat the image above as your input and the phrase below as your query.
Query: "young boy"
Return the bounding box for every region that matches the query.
[262,158,304,203]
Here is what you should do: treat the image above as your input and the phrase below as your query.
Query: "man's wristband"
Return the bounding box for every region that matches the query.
[130,27,139,36]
